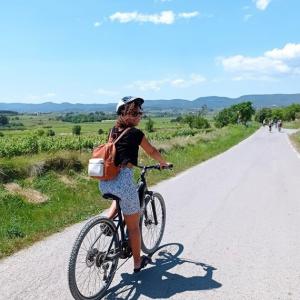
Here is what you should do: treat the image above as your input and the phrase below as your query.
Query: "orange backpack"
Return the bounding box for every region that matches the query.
[88,128,130,181]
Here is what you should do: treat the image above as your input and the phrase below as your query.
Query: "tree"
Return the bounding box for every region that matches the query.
[214,108,238,128]
[72,125,81,135]
[232,102,255,125]
[271,108,284,121]
[0,115,9,126]
[255,108,272,123]
[145,117,154,132]
[282,104,300,121]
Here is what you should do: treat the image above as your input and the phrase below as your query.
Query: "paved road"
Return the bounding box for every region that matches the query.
[1,127,300,300]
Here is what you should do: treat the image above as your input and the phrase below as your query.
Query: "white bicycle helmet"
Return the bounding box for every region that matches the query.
[116,96,144,115]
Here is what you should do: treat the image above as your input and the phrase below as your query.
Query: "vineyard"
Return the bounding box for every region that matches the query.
[0,124,203,158]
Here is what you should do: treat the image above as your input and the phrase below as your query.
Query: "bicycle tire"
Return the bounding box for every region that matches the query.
[140,192,166,254]
[68,216,119,300]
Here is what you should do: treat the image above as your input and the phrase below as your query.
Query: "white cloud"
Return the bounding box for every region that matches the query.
[219,43,300,80]
[126,79,167,91]
[94,88,119,96]
[27,92,56,101]
[94,21,102,27]
[178,11,200,19]
[110,11,175,24]
[170,74,206,87]
[243,14,253,21]
[126,74,206,91]
[221,55,290,74]
[109,10,199,25]
[265,43,300,60]
[253,0,271,11]
[44,93,56,97]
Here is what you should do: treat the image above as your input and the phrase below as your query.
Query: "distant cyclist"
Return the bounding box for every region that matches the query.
[99,96,170,273]
[278,119,283,132]
[268,120,273,132]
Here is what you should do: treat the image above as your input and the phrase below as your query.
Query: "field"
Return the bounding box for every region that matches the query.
[0,113,259,258]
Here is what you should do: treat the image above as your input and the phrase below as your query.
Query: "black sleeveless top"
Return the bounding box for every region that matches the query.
[111,127,144,166]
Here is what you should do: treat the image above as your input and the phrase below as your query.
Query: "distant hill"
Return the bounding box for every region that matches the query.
[1,94,300,113]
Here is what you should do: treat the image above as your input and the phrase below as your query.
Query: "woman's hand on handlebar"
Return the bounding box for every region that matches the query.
[159,162,173,170]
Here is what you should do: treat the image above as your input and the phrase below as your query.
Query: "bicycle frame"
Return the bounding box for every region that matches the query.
[102,164,171,261]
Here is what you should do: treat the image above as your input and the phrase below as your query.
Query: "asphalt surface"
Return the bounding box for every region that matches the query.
[1,127,300,300]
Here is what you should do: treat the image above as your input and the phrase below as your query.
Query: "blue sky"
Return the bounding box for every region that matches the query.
[1,0,300,103]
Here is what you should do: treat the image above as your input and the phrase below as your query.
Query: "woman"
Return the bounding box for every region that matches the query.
[99,96,169,273]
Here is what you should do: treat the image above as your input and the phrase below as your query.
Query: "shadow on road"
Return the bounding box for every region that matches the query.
[105,243,222,299]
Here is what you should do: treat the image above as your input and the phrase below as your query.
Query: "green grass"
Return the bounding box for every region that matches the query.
[0,173,110,258]
[290,131,300,153]
[283,120,300,129]
[0,123,259,259]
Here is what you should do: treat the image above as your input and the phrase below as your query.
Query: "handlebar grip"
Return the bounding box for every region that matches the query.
[161,163,173,170]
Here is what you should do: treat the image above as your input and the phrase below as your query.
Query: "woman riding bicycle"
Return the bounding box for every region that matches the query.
[99,96,170,273]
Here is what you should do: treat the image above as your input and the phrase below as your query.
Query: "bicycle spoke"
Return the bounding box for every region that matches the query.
[141,193,166,254]
[69,217,119,299]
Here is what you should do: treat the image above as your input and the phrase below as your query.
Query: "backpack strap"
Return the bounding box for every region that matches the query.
[109,127,131,144]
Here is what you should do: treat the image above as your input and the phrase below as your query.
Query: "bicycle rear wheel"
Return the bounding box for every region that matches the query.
[140,192,166,254]
[68,216,119,300]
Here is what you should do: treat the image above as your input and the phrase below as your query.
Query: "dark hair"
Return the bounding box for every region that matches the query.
[116,102,142,128]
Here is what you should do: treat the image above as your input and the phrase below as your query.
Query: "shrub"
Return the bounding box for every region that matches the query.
[35,129,45,137]
[44,157,83,172]
[0,115,9,126]
[46,129,55,137]
[72,125,81,136]
[0,164,27,183]
[192,116,210,129]
[98,128,104,135]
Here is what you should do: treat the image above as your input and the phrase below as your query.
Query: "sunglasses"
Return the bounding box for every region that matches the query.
[132,112,143,117]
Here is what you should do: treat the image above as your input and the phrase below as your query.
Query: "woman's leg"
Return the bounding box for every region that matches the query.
[106,200,117,219]
[124,213,141,269]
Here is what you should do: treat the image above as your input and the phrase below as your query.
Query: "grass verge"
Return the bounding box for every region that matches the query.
[290,131,300,153]
[0,123,259,259]
[283,120,300,129]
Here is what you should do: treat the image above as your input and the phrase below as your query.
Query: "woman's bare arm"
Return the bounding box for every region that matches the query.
[140,136,168,166]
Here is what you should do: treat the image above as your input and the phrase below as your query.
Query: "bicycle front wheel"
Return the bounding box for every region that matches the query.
[68,216,119,300]
[140,192,166,254]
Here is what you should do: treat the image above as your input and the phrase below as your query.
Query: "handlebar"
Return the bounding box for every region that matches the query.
[137,163,173,171]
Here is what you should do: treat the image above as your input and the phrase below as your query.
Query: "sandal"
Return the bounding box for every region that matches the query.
[134,255,151,273]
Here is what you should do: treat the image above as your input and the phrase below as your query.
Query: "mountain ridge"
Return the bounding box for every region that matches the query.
[1,93,300,113]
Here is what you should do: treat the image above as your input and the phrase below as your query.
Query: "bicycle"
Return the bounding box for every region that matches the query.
[68,164,173,300]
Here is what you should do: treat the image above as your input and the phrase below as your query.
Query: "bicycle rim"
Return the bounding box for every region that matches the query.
[68,217,119,300]
[141,192,166,254]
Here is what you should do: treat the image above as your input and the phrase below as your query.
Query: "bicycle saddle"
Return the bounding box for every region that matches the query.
[102,193,121,201]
